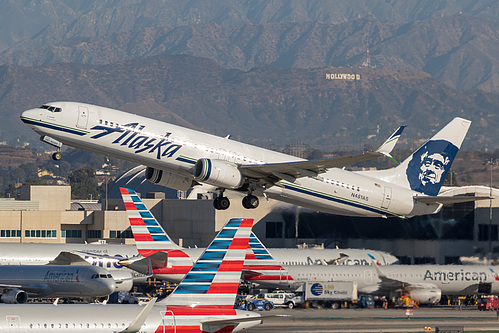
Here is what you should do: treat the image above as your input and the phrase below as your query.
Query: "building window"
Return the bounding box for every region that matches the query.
[266,222,283,238]
[87,230,102,239]
[24,229,56,238]
[0,230,20,238]
[414,256,436,264]
[109,229,133,239]
[62,230,82,238]
[478,224,497,241]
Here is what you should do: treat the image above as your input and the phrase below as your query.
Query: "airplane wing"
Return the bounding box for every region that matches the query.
[240,126,405,182]
[414,195,491,205]
[0,284,46,294]
[201,314,288,326]
[47,251,90,265]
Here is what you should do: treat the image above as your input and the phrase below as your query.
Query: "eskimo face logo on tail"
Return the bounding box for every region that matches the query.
[406,140,458,196]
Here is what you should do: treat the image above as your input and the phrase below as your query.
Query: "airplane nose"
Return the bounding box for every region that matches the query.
[20,108,39,123]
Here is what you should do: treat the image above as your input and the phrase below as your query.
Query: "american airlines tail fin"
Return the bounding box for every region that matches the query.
[361,118,471,196]
[120,187,182,256]
[162,218,253,308]
[243,233,292,283]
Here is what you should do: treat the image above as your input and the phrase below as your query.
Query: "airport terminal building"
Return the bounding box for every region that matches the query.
[0,184,498,265]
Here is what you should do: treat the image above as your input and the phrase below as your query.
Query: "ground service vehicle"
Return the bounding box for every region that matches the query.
[256,292,295,308]
[286,281,358,309]
[235,295,274,311]
[478,297,499,311]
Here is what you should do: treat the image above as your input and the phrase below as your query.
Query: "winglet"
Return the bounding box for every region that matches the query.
[375,126,405,162]
[119,298,157,333]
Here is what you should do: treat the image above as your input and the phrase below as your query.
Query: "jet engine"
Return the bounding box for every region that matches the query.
[409,287,441,304]
[194,158,244,189]
[145,167,194,191]
[1,289,28,304]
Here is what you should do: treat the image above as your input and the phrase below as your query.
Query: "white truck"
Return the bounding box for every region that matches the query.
[285,281,358,309]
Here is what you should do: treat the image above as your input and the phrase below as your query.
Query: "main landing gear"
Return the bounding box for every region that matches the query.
[213,191,260,210]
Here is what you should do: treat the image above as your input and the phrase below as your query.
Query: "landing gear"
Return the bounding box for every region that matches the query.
[52,151,62,161]
[242,194,259,209]
[213,196,230,210]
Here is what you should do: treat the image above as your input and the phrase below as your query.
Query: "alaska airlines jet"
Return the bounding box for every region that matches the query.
[0,218,264,332]
[0,265,116,304]
[120,187,398,283]
[21,102,474,217]
[241,236,499,304]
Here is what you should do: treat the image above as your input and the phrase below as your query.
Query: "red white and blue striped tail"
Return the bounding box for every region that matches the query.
[243,232,292,283]
[163,218,253,308]
[120,187,181,253]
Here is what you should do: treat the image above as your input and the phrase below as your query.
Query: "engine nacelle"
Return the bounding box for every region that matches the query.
[409,287,442,304]
[145,167,194,191]
[194,158,244,189]
[1,289,28,304]
[110,270,134,292]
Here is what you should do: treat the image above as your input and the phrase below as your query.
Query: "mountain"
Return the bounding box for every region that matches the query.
[4,54,498,151]
[2,14,499,93]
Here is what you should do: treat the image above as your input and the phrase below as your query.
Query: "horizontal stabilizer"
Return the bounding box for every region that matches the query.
[414,195,491,205]
[202,314,288,326]
[119,252,168,274]
[48,252,90,265]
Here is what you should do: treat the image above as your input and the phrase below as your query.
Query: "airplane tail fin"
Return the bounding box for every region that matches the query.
[242,232,292,283]
[120,187,182,255]
[163,218,253,308]
[361,118,471,196]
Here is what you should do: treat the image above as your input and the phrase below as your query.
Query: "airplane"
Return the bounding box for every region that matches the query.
[119,187,399,283]
[21,102,475,218]
[241,235,499,304]
[0,264,116,304]
[0,218,265,333]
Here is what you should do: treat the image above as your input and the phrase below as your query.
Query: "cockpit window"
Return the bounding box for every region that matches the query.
[40,105,62,112]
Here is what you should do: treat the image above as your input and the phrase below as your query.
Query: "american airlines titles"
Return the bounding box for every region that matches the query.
[44,269,79,283]
[90,123,182,160]
[424,269,487,282]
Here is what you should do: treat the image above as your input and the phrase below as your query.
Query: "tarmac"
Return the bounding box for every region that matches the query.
[247,306,499,332]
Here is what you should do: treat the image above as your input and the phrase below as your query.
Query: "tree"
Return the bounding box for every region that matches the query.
[68,167,100,200]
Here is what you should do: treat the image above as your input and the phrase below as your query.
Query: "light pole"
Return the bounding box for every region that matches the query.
[484,158,498,258]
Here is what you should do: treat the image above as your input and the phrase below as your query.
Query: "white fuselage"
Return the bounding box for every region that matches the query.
[254,264,499,296]
[21,102,440,218]
[0,243,398,283]
[0,303,260,332]
[0,265,115,298]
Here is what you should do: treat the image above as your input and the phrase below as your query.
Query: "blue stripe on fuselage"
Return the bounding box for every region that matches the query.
[21,118,87,136]
[281,182,397,217]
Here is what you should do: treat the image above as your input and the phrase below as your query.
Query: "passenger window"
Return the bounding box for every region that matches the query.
[105,121,108,126]
[110,122,113,127]
[99,119,102,124]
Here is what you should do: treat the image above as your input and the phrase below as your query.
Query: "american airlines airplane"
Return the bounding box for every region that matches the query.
[21,102,473,217]
[0,265,116,304]
[0,218,264,333]
[120,187,398,283]
[242,236,499,304]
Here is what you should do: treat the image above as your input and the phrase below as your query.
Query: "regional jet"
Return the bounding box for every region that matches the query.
[21,102,473,217]
[120,187,398,283]
[0,265,116,303]
[242,236,499,304]
[0,218,264,333]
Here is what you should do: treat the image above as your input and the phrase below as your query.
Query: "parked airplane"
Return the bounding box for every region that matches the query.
[242,236,499,304]
[21,102,474,217]
[0,218,264,332]
[0,265,116,304]
[119,187,398,283]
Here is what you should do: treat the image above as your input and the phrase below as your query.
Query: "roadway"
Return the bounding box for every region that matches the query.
[250,306,499,332]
